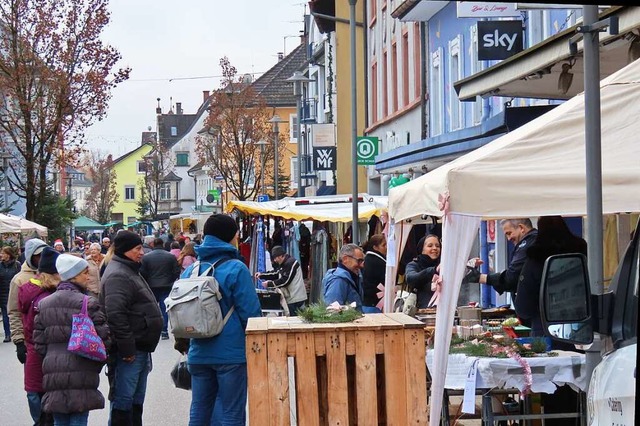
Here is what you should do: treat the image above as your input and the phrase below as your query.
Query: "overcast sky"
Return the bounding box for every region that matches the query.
[85,0,307,157]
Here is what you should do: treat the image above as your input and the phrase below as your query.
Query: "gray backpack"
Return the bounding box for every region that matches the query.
[165,258,234,339]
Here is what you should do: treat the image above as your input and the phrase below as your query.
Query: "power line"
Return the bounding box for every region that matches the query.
[126,71,266,83]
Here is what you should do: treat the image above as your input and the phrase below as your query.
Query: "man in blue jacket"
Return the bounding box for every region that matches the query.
[322,243,365,311]
[176,214,261,426]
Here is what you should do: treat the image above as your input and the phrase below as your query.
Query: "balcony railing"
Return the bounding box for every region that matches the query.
[301,98,318,124]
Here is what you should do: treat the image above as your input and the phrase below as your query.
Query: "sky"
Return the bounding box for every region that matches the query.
[84,0,307,157]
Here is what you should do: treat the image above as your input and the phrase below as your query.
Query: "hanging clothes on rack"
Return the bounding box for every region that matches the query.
[309,226,329,304]
[290,222,301,263]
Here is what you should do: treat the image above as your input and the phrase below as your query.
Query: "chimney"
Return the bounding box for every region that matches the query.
[156,97,162,114]
[203,90,210,102]
[176,102,183,115]
[277,52,284,62]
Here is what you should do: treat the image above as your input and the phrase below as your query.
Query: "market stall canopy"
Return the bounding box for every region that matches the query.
[102,221,122,228]
[389,57,640,223]
[73,216,106,231]
[227,194,388,222]
[0,214,48,237]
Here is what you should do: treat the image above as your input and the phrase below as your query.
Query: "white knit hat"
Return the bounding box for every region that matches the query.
[56,254,89,281]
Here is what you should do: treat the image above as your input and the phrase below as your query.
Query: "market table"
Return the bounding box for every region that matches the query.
[426,350,588,425]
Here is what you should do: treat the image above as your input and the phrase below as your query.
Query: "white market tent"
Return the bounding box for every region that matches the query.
[227,193,388,222]
[0,213,48,238]
[387,58,640,424]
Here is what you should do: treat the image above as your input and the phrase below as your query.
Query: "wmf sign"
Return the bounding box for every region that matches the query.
[313,147,336,171]
[477,20,523,60]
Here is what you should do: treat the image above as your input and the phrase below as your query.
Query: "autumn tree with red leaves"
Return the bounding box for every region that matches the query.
[82,151,118,224]
[195,57,279,201]
[0,0,130,221]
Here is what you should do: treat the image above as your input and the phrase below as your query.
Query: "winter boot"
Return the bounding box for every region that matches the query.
[110,408,133,426]
[132,404,143,426]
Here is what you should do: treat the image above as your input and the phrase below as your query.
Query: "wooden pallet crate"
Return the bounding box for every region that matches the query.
[246,313,428,425]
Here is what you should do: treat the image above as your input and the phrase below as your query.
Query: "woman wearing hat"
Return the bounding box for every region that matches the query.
[17,246,60,426]
[33,254,110,426]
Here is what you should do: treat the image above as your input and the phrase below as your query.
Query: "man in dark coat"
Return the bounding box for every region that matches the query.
[470,218,538,298]
[100,231,163,425]
[140,238,181,340]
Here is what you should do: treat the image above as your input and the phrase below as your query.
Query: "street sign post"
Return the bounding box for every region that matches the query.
[356,136,379,165]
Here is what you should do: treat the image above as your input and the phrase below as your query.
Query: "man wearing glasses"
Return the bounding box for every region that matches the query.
[322,243,365,311]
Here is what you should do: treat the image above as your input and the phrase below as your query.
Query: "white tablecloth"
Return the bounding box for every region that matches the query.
[426,350,587,394]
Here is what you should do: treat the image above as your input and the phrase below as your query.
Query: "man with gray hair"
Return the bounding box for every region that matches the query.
[322,243,365,311]
[466,218,537,296]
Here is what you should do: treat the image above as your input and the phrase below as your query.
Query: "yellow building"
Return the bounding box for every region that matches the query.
[110,143,153,225]
[334,1,367,194]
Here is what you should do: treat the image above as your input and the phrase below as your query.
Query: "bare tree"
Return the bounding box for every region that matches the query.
[0,0,130,220]
[140,143,173,220]
[195,57,275,201]
[83,151,118,224]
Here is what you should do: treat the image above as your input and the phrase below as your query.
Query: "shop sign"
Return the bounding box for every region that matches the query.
[457,2,520,18]
[313,147,336,171]
[477,20,523,60]
[356,136,379,165]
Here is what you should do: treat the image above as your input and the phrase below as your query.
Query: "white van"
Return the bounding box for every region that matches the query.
[540,218,637,425]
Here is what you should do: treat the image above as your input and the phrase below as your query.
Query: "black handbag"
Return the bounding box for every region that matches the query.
[170,356,191,390]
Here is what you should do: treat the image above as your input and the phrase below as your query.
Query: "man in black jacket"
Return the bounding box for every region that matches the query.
[467,218,538,298]
[101,231,163,426]
[140,238,180,339]
[256,246,307,315]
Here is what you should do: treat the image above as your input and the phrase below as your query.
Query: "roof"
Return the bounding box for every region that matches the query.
[73,215,106,230]
[112,143,152,165]
[250,43,308,107]
[163,171,183,182]
[187,160,204,174]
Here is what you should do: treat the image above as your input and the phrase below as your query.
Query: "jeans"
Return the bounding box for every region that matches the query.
[110,351,151,412]
[362,306,382,314]
[152,288,170,333]
[52,412,89,426]
[287,300,306,316]
[27,391,42,425]
[1,301,10,338]
[188,363,247,426]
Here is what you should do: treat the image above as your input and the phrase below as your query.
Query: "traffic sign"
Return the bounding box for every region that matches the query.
[257,194,269,202]
[356,136,379,165]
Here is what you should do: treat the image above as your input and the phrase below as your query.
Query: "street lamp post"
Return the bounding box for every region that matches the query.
[255,140,268,197]
[268,114,284,200]
[287,71,313,197]
[349,0,359,245]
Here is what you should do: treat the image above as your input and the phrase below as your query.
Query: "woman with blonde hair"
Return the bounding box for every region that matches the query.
[86,243,104,297]
[177,242,197,271]
[98,244,114,278]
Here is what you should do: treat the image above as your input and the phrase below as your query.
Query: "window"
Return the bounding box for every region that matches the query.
[470,25,483,125]
[290,157,298,189]
[371,62,378,123]
[382,50,388,117]
[170,126,178,137]
[127,216,137,225]
[391,42,398,112]
[137,160,146,174]
[289,114,298,143]
[124,185,135,201]
[176,152,189,167]
[430,48,444,136]
[369,0,376,21]
[448,34,463,131]
[414,22,421,100]
[402,32,409,107]
[160,182,172,200]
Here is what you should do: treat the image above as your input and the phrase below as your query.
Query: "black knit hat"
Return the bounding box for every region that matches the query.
[38,247,60,275]
[114,231,143,256]
[271,245,286,259]
[203,214,238,243]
